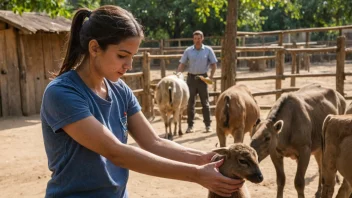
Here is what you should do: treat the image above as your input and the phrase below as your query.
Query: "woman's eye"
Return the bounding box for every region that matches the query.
[118,55,126,58]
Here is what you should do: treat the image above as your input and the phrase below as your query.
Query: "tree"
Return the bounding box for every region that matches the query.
[192,0,300,31]
[221,0,237,91]
[192,0,301,90]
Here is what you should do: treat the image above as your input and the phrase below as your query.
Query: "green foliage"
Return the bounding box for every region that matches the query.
[0,0,71,18]
[2,0,352,38]
[192,0,301,31]
[262,0,352,31]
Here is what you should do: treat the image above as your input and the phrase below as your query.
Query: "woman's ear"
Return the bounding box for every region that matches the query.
[88,39,100,57]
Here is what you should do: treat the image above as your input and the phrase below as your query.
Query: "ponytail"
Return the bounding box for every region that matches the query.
[55,9,91,77]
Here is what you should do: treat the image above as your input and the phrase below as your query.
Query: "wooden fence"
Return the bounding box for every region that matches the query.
[2,25,352,117]
[132,36,352,117]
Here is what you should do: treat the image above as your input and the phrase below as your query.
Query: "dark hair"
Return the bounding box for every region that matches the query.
[55,5,144,77]
[193,30,204,37]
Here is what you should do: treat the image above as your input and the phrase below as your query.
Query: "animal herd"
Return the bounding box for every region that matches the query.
[154,73,352,198]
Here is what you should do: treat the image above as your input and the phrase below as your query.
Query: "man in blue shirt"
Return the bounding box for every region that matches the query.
[177,30,218,133]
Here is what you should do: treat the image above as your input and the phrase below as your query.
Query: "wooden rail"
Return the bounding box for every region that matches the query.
[285,47,337,53]
[137,35,352,118]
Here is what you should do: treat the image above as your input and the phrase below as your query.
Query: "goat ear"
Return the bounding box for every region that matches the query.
[273,120,284,132]
[212,147,229,157]
[211,154,226,162]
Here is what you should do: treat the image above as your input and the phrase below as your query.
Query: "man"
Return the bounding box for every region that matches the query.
[177,30,218,133]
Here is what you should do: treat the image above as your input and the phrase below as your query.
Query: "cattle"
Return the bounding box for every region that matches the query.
[250,84,346,198]
[155,73,189,140]
[209,143,263,198]
[215,84,260,147]
[321,114,352,198]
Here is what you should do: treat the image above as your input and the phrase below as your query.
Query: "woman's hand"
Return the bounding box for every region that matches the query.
[197,151,217,165]
[194,159,245,197]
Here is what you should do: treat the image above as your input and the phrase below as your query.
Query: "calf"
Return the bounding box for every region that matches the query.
[155,73,189,140]
[322,114,352,198]
[215,84,260,147]
[250,84,346,198]
[209,143,263,198]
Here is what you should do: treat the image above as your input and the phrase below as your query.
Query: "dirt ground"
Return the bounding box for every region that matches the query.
[1,62,350,198]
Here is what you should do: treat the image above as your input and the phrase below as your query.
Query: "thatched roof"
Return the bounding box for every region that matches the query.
[0,10,71,34]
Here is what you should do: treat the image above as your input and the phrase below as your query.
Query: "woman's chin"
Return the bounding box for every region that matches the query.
[106,75,120,82]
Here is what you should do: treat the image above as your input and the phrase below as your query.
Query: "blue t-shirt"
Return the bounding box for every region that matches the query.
[40,70,141,198]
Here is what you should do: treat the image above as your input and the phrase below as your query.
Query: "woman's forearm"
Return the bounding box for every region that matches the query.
[142,138,207,165]
[108,143,199,182]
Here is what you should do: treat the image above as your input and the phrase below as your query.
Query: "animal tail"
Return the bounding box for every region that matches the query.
[223,95,231,128]
[321,115,332,154]
[321,114,332,185]
[168,85,173,105]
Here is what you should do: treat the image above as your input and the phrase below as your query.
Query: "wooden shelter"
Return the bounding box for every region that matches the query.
[0,10,70,116]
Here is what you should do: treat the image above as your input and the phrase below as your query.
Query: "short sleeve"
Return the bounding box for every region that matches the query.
[41,83,92,133]
[208,47,218,64]
[179,49,189,64]
[121,81,141,117]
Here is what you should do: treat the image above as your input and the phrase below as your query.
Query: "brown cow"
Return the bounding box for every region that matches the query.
[215,84,260,147]
[250,84,346,198]
[322,114,352,198]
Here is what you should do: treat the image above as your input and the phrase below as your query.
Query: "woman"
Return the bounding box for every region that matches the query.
[41,5,243,198]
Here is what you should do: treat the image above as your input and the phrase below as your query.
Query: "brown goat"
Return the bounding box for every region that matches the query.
[215,84,260,147]
[208,143,263,198]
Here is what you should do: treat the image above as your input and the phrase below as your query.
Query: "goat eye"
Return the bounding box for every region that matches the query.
[238,159,248,166]
[264,136,270,141]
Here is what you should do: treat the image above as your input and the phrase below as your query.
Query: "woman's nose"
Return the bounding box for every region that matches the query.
[124,58,133,70]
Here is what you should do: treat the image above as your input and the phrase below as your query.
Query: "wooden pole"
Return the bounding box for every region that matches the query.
[142,52,151,118]
[276,33,284,99]
[336,36,345,95]
[290,52,296,87]
[160,39,166,78]
[305,32,311,72]
[221,0,238,92]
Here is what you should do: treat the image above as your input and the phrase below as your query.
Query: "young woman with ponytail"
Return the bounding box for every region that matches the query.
[40,5,244,197]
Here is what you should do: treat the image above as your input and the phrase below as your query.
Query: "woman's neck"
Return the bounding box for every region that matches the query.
[76,58,107,95]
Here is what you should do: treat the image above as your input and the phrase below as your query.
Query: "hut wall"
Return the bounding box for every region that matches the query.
[18,32,67,115]
[0,27,22,116]
[0,22,6,30]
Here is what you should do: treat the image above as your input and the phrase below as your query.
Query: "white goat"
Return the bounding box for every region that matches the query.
[155,73,190,140]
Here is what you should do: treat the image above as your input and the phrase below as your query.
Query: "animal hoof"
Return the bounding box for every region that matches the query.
[178,131,183,136]
[167,134,173,140]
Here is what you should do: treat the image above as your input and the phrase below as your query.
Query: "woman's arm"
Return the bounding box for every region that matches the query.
[62,115,242,197]
[128,112,214,165]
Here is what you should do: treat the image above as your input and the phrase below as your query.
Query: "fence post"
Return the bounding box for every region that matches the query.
[304,32,311,72]
[275,33,284,99]
[290,52,296,87]
[142,52,151,118]
[336,36,345,96]
[160,39,166,78]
